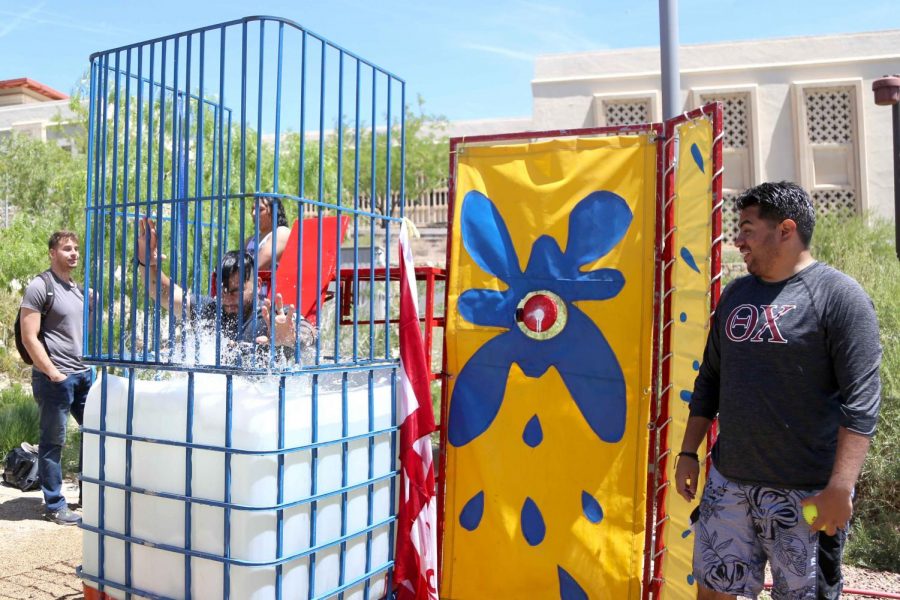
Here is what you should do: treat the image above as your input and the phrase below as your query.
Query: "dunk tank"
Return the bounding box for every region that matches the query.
[80,16,409,599]
[79,15,725,600]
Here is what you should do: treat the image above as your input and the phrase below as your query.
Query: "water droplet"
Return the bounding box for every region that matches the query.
[521,497,545,546]
[687,574,696,585]
[680,247,701,273]
[459,490,484,531]
[581,491,604,523]
[681,529,692,539]
[692,360,700,371]
[680,390,692,402]
[691,143,705,173]
[680,312,687,322]
[558,566,589,600]
[523,414,543,448]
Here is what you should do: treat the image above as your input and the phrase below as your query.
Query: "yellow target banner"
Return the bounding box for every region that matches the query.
[659,118,715,600]
[441,134,658,599]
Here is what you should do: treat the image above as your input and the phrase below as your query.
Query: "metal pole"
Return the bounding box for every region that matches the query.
[871,75,900,260]
[659,0,681,120]
[893,102,900,260]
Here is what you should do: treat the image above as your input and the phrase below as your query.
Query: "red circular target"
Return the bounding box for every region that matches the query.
[516,290,567,340]
[521,294,558,333]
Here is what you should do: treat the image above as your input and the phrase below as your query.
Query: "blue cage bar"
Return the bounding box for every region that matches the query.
[79,16,406,600]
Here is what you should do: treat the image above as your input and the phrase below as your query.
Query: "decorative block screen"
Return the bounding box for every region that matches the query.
[604,99,651,127]
[700,94,749,150]
[805,88,854,144]
[802,86,859,216]
[811,188,856,216]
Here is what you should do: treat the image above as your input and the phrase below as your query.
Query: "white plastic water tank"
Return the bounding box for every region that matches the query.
[81,371,395,600]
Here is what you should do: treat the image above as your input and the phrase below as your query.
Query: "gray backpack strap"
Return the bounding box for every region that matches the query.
[38,271,55,316]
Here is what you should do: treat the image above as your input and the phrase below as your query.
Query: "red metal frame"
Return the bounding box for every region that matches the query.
[436,138,458,587]
[437,123,665,593]
[646,116,679,600]
[642,124,669,600]
[337,265,446,381]
[646,104,724,600]
[708,106,724,460]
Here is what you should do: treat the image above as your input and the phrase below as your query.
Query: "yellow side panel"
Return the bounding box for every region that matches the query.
[659,120,714,600]
[442,135,657,599]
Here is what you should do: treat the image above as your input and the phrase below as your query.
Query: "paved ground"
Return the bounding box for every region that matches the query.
[759,565,900,599]
[0,481,83,600]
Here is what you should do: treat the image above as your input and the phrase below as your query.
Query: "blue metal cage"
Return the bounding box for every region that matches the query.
[79,16,406,600]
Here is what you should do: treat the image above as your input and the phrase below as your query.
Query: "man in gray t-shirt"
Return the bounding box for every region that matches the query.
[674,183,882,600]
[19,231,93,526]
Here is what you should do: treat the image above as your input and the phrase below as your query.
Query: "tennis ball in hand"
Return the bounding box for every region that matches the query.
[802,503,817,524]
[803,504,821,528]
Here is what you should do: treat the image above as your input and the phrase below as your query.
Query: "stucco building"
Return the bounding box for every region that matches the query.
[450,29,900,242]
[0,77,78,153]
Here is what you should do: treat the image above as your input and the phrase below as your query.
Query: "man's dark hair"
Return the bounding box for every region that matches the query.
[48,230,79,250]
[735,181,816,247]
[220,251,256,291]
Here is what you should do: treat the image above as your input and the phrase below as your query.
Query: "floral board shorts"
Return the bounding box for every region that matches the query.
[692,466,843,599]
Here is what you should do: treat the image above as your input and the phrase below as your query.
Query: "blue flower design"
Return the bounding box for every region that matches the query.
[447,190,632,447]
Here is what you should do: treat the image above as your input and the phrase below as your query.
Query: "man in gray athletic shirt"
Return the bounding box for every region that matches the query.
[674,182,882,600]
[19,231,93,525]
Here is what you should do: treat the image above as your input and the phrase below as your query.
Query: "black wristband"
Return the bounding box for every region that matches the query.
[677,451,699,461]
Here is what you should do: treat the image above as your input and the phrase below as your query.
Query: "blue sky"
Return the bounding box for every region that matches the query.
[2,0,899,121]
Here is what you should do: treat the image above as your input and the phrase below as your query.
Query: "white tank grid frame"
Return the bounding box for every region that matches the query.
[80,16,407,599]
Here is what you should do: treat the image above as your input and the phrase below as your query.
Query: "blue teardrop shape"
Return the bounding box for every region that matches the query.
[681,528,692,538]
[692,360,700,371]
[521,497,546,546]
[680,390,692,402]
[687,574,696,585]
[523,414,543,448]
[680,312,688,322]
[691,143,705,173]
[680,247,701,273]
[459,491,485,531]
[581,491,604,523]
[558,566,589,600]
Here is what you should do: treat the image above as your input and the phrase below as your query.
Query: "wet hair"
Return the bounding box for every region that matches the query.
[48,230,79,250]
[220,250,256,291]
[258,196,289,229]
[735,181,816,247]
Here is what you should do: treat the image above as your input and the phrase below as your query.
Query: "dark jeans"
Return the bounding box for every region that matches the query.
[31,369,91,512]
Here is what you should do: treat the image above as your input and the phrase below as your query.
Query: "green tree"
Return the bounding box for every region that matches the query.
[345,97,449,216]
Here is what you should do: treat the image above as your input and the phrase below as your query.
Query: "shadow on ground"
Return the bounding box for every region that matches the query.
[0,493,45,522]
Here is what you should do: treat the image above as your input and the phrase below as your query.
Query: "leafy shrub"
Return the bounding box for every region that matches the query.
[0,385,40,458]
[812,215,900,571]
[62,427,82,478]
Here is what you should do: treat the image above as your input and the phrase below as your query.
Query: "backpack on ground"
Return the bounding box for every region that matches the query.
[3,443,40,492]
[13,271,55,366]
